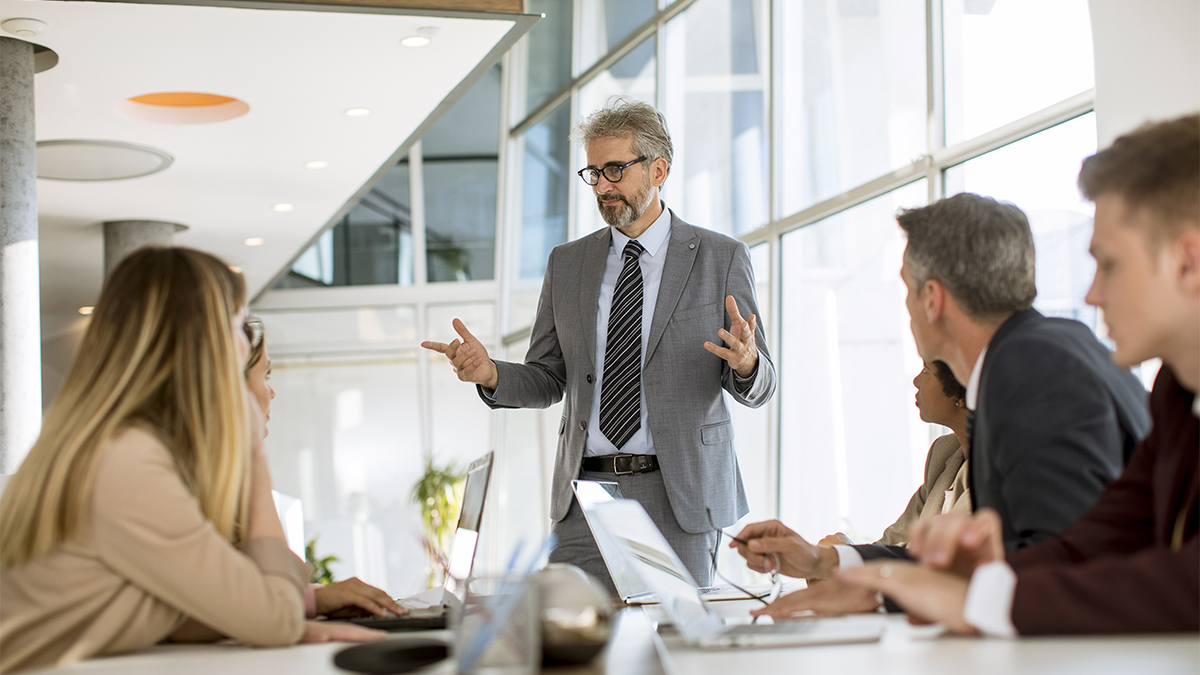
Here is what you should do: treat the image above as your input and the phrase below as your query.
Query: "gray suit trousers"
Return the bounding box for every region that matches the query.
[549,468,717,596]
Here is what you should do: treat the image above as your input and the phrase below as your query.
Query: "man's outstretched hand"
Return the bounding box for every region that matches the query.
[421,319,499,390]
[703,295,759,378]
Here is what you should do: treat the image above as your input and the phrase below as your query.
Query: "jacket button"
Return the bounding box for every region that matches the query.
[579,421,587,431]
[586,374,594,384]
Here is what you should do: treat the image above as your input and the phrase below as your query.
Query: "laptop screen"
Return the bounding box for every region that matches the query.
[571,480,652,601]
[589,499,723,641]
[445,452,493,603]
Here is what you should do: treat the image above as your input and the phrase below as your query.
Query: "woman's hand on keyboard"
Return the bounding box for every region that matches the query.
[315,577,408,618]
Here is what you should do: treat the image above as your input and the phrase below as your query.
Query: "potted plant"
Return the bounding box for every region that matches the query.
[410,457,467,588]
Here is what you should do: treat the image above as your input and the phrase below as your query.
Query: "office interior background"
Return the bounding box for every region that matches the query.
[24,0,1199,596]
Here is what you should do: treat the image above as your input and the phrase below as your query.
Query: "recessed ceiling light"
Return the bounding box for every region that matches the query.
[305,160,328,169]
[401,26,438,47]
[78,306,94,315]
[2,18,49,37]
[244,237,264,247]
[272,203,294,212]
[344,108,371,117]
[116,92,250,125]
[37,140,173,181]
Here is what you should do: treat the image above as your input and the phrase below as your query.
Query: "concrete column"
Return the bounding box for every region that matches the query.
[103,220,186,276]
[0,36,41,473]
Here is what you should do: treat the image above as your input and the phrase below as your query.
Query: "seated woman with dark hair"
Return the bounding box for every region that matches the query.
[821,360,971,549]
[0,248,382,673]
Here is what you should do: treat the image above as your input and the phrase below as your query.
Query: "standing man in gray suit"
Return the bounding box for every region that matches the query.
[421,98,776,590]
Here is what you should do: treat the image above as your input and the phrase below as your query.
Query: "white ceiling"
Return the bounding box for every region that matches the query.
[7,0,529,317]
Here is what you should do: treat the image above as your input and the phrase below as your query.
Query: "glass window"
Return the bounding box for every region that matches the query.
[778,180,930,543]
[579,0,658,73]
[522,0,574,119]
[661,0,769,237]
[944,112,1098,332]
[424,66,502,283]
[776,0,927,216]
[520,103,572,280]
[943,0,1094,145]
[574,36,659,238]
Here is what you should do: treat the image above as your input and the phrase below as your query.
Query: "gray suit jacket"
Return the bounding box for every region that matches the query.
[479,211,776,533]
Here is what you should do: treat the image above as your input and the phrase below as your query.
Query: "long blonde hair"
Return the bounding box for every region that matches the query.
[1,248,251,567]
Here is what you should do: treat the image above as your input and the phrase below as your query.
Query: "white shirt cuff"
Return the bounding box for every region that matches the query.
[963,561,1019,639]
[833,545,863,569]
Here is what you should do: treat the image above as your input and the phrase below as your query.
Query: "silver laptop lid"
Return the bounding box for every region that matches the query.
[444,452,493,605]
[571,480,653,601]
[588,499,724,642]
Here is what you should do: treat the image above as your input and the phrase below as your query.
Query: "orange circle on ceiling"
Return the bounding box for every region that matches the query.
[127,92,239,107]
[115,91,250,124]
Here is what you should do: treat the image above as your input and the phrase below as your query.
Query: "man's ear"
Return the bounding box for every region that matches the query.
[651,157,669,188]
[1172,228,1200,295]
[923,278,946,324]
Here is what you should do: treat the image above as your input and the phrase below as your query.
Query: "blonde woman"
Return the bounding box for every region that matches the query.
[241,318,407,620]
[0,248,381,673]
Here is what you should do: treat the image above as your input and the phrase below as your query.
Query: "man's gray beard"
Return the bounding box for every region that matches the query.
[597,181,652,229]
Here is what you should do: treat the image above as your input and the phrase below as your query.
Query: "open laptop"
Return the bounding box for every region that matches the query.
[572,479,800,605]
[342,451,493,631]
[587,498,885,649]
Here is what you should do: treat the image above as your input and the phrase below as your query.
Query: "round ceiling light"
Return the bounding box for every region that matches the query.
[115,92,250,125]
[344,108,371,117]
[305,160,328,169]
[37,140,173,181]
[401,26,438,47]
[272,203,294,212]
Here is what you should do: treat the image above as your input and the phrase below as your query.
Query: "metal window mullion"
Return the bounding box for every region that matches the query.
[410,141,428,286]
[927,0,945,204]
[932,90,1095,171]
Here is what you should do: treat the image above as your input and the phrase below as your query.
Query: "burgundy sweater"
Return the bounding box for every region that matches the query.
[1007,366,1199,634]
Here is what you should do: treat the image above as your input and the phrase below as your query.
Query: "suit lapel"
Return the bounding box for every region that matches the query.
[645,212,699,365]
[578,227,611,370]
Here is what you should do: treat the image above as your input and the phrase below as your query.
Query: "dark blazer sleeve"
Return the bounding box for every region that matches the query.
[980,340,1126,549]
[478,247,568,410]
[720,242,775,408]
[851,544,912,561]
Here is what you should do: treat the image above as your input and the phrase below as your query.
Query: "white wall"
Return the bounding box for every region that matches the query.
[1089,0,1200,146]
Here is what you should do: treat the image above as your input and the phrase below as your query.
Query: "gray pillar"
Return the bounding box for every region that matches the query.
[0,37,41,473]
[103,220,186,276]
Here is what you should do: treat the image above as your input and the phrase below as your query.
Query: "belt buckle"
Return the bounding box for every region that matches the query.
[612,453,635,475]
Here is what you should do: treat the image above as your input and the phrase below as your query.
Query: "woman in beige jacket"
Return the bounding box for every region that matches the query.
[0,248,380,673]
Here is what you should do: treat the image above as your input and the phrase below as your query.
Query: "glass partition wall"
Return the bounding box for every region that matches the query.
[258,0,1099,591]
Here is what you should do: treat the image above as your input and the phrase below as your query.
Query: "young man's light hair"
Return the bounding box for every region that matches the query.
[574,97,673,181]
[1078,113,1200,241]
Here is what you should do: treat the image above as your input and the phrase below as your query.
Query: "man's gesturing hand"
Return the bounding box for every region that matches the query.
[703,295,759,378]
[729,520,839,580]
[420,319,499,390]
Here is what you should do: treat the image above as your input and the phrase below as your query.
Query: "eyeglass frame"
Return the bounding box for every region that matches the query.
[576,156,648,186]
[705,509,782,618]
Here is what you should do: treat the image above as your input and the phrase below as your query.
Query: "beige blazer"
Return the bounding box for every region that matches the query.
[876,433,971,547]
[0,427,308,673]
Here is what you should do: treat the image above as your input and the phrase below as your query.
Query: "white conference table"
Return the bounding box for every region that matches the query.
[50,603,1200,675]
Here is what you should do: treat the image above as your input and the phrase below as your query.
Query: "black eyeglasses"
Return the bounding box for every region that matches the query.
[706,509,782,617]
[577,156,647,186]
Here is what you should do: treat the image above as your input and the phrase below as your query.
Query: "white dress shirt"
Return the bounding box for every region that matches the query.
[584,204,673,457]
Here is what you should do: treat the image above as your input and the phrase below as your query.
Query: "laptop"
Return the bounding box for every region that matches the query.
[587,499,885,650]
[342,451,493,631]
[571,479,801,604]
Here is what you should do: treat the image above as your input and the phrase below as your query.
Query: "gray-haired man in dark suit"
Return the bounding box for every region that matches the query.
[422,99,776,591]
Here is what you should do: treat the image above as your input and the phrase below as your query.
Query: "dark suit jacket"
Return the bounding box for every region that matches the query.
[1006,365,1199,634]
[855,309,1150,563]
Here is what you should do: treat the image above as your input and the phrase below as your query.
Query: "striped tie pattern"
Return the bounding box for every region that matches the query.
[599,240,645,449]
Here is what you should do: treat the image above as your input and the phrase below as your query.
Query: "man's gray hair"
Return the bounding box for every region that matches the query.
[573,97,673,181]
[898,193,1037,321]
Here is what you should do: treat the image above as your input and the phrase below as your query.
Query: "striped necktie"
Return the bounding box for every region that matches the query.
[599,240,646,450]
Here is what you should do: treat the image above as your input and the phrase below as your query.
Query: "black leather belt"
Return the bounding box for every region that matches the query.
[581,454,659,475]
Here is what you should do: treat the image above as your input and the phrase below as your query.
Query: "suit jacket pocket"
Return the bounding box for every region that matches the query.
[671,301,723,324]
[700,421,732,446]
[558,415,566,436]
